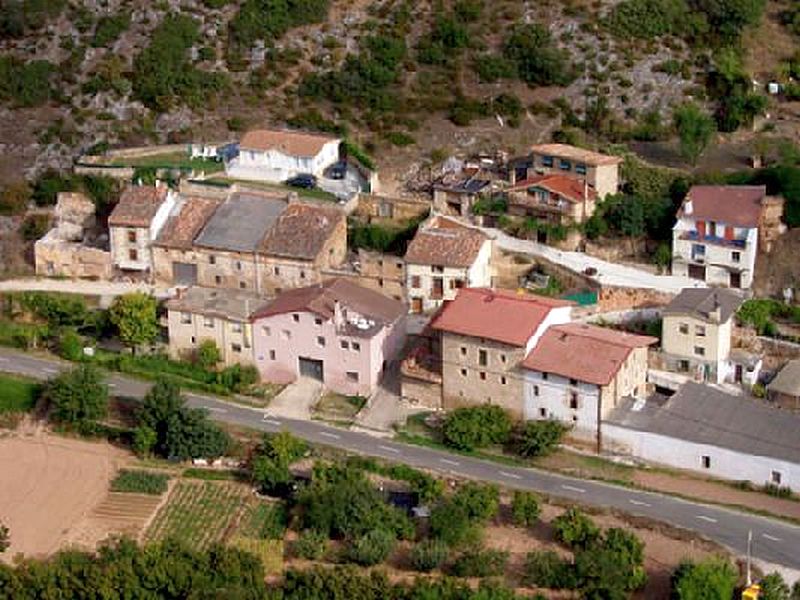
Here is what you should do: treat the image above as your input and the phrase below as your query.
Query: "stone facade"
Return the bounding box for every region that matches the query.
[35,237,112,279]
[354,194,430,223]
[166,308,255,366]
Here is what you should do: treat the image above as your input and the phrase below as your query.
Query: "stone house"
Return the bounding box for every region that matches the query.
[520,323,655,448]
[432,173,491,217]
[405,216,492,314]
[767,359,800,410]
[323,249,406,303]
[164,286,270,367]
[109,183,178,273]
[353,194,430,223]
[251,278,406,397]
[429,288,573,416]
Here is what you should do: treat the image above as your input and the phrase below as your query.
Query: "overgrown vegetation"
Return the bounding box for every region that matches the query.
[110,470,170,495]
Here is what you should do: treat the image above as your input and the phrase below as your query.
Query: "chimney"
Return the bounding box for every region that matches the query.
[709,297,721,323]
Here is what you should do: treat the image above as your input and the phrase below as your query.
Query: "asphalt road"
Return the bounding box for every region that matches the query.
[2,347,799,571]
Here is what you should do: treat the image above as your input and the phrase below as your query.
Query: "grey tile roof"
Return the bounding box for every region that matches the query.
[767,359,800,397]
[165,286,270,321]
[194,192,287,253]
[663,288,743,323]
[607,381,800,464]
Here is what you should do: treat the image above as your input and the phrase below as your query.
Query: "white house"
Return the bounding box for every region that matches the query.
[520,323,656,448]
[108,183,178,272]
[225,128,341,183]
[671,186,767,289]
[405,216,492,314]
[605,382,800,489]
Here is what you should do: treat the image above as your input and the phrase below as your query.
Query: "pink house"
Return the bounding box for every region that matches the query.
[251,278,407,397]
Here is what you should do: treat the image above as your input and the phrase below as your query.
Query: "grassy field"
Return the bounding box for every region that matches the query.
[0,374,40,413]
[313,392,366,422]
[110,151,224,173]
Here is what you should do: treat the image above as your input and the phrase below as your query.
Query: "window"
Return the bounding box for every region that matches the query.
[478,349,487,366]
[411,275,421,288]
[460,368,467,377]
[231,322,243,333]
[274,266,280,275]
[236,261,242,271]
[377,259,383,267]
[340,340,350,349]
[269,350,276,360]
[263,326,271,336]
[569,378,578,386]
[281,329,291,340]
[539,407,547,417]
[731,251,741,263]
[231,343,242,353]
[691,243,705,259]
[190,336,195,344]
[292,314,300,323]
[346,371,359,382]
[575,163,587,175]
[701,455,711,469]
[679,323,689,334]
[215,275,222,285]
[569,392,579,410]
[542,373,549,381]
[772,471,782,485]
[541,155,554,167]
[460,346,467,356]
[694,345,705,356]
[678,359,690,372]
[500,376,507,385]
[127,230,137,243]
[453,279,464,289]
[180,312,191,324]
[352,342,361,351]
[239,281,246,289]
[559,159,571,171]
[317,336,326,347]
[129,249,138,261]
[209,255,216,264]
[314,317,322,325]
[378,278,384,287]
[396,262,403,270]
[432,277,444,299]
[300,270,306,279]
[204,316,214,328]
[500,354,507,364]
[695,325,706,337]
[533,385,540,396]
[479,371,487,380]
[431,265,444,274]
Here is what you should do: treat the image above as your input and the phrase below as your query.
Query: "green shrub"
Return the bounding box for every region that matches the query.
[196,340,221,371]
[429,502,482,548]
[0,181,30,215]
[450,548,509,577]
[19,213,50,240]
[92,12,130,47]
[605,0,689,39]
[441,405,512,451]
[384,131,415,146]
[473,54,517,82]
[524,550,577,589]
[511,491,540,527]
[671,558,737,600]
[228,0,329,50]
[0,56,54,107]
[552,508,600,550]
[763,482,793,498]
[410,540,450,572]
[451,482,499,522]
[293,530,328,560]
[45,364,108,425]
[110,469,170,494]
[514,420,568,458]
[58,329,84,361]
[502,24,575,87]
[346,529,395,566]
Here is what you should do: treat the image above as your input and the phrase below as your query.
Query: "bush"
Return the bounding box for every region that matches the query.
[524,550,577,589]
[574,528,647,597]
[0,56,54,107]
[502,24,575,87]
[450,548,509,578]
[58,329,84,361]
[763,482,793,498]
[45,364,108,425]
[671,558,737,600]
[514,420,568,458]
[92,12,130,47]
[451,482,500,522]
[216,364,259,393]
[605,0,689,39]
[346,529,395,566]
[251,431,307,495]
[441,405,512,451]
[19,213,50,241]
[293,530,328,560]
[410,540,449,572]
[196,340,221,371]
[429,502,482,548]
[552,508,600,550]
[110,469,170,495]
[511,491,540,527]
[0,182,30,215]
[473,54,517,83]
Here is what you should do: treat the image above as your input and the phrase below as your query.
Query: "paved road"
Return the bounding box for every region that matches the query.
[2,347,799,571]
[0,278,173,301]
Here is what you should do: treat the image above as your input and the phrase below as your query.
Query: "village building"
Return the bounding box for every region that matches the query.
[354,194,430,223]
[660,287,746,384]
[671,185,769,289]
[323,249,407,303]
[431,173,492,217]
[225,128,341,183]
[520,323,656,447]
[34,192,111,279]
[512,144,621,200]
[108,183,178,273]
[164,286,270,367]
[251,278,406,397]
[429,288,573,416]
[767,359,800,410]
[604,382,800,489]
[405,216,492,314]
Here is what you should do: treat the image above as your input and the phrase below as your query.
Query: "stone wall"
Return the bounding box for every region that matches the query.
[400,376,442,409]
[353,194,430,223]
[35,238,112,279]
[597,286,675,312]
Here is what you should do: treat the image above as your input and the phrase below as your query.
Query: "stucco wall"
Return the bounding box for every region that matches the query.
[167,309,254,367]
[662,314,731,382]
[110,225,152,271]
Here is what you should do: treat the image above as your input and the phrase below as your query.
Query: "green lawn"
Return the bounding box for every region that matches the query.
[109,151,224,173]
[0,374,40,413]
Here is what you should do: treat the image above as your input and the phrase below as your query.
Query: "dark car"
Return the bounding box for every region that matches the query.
[326,161,347,180]
[285,173,317,189]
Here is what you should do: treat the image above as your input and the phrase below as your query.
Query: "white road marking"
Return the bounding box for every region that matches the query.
[378,445,400,454]
[761,533,782,542]
[439,458,460,466]
[561,484,586,494]
[262,417,282,426]
[205,407,228,413]
[319,431,341,440]
[42,368,58,374]
[696,515,718,524]
[499,471,522,480]
[628,499,651,507]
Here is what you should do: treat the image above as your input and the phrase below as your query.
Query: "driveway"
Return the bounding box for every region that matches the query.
[264,377,323,420]
[354,363,428,432]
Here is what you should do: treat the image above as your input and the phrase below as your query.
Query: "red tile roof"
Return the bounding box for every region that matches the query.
[509,174,597,204]
[239,129,340,157]
[259,202,345,260]
[530,143,622,166]
[405,217,489,268]
[521,323,657,385]
[429,288,573,347]
[154,196,221,249]
[108,185,169,228]
[679,185,767,228]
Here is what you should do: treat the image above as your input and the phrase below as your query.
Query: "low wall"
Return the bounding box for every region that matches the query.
[598,286,675,312]
[400,376,442,409]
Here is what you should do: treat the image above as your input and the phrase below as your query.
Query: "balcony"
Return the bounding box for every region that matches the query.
[680,230,747,249]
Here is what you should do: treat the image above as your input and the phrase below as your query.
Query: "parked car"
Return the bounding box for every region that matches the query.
[325,161,347,180]
[285,173,317,189]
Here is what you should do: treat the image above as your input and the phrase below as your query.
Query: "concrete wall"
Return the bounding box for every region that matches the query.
[231,140,340,181]
[167,309,254,366]
[662,314,731,383]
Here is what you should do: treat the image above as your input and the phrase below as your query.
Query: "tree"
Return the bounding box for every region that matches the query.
[673,102,715,166]
[132,425,157,457]
[293,530,328,560]
[410,540,449,572]
[574,528,647,597]
[196,340,221,371]
[442,405,512,451]
[429,501,483,548]
[346,529,396,566]
[109,293,159,353]
[251,431,307,494]
[514,420,568,458]
[760,572,791,600]
[45,365,108,425]
[503,24,575,86]
[524,550,576,589]
[671,558,737,600]
[451,548,509,577]
[0,522,8,553]
[451,482,500,522]
[138,379,184,452]
[511,491,540,527]
[552,508,600,550]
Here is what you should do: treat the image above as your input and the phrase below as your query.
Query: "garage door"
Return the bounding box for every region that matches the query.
[173,262,198,285]
[298,357,324,381]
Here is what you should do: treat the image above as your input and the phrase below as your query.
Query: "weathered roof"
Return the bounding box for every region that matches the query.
[253,278,405,326]
[521,323,656,385]
[663,288,742,323]
[194,191,287,253]
[108,185,169,228]
[433,176,490,194]
[607,381,800,464]
[678,185,766,228]
[259,202,345,260]
[509,174,597,204]
[530,143,622,166]
[155,196,222,250]
[239,128,340,157]
[165,286,270,321]
[767,359,800,397]
[429,288,573,347]
[405,216,489,268]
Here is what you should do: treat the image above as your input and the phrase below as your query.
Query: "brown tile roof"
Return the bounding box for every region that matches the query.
[259,202,345,260]
[678,185,766,228]
[405,217,489,268]
[239,129,340,157]
[521,323,656,385]
[530,143,622,166]
[509,175,598,204]
[154,196,222,249]
[108,185,169,228]
[429,288,573,347]
[252,278,405,325]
